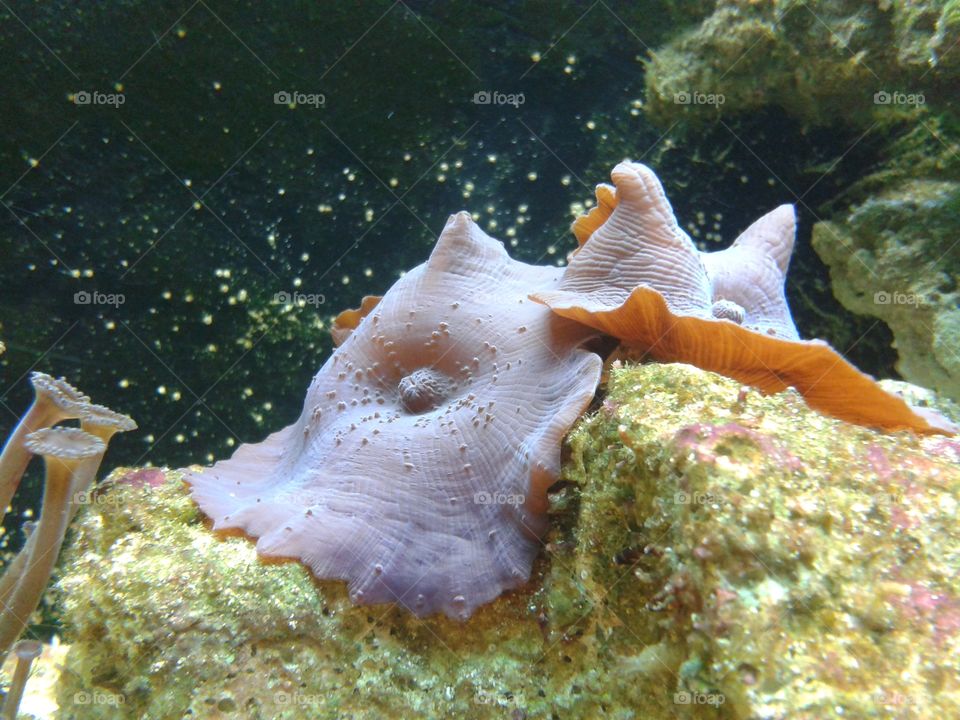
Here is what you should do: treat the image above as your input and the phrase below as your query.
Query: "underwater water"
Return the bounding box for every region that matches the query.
[0,1,958,719]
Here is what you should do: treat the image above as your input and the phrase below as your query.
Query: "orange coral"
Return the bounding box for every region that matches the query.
[535,285,953,433]
[535,161,954,435]
[331,295,381,346]
[571,182,617,248]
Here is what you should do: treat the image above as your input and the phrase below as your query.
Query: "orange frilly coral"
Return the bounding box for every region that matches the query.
[331,295,381,346]
[534,161,954,435]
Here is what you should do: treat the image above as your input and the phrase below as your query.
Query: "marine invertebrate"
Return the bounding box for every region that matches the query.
[331,294,381,346]
[0,381,135,661]
[185,213,602,620]
[0,639,41,719]
[186,161,952,623]
[74,404,138,502]
[0,373,89,525]
[0,404,137,619]
[0,428,104,657]
[533,161,954,434]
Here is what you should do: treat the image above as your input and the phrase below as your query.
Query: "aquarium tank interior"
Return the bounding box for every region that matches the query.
[1,1,959,718]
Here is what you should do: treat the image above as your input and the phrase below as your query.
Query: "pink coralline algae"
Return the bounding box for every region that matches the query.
[925,438,960,465]
[887,579,960,648]
[672,422,804,473]
[865,444,895,481]
[114,467,166,489]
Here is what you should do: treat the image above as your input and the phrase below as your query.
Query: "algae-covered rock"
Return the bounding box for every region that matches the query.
[54,364,960,719]
[812,177,960,401]
[644,0,956,128]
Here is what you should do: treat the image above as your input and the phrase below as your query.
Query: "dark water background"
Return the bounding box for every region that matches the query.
[0,1,895,542]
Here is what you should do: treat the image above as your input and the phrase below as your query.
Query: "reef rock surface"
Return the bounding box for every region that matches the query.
[644,0,957,128]
[812,176,960,403]
[53,363,960,719]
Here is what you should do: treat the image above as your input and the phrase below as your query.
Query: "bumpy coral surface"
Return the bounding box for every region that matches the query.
[644,0,957,128]
[54,363,960,719]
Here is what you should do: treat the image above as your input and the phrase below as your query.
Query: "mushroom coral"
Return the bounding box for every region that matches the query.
[185,160,954,623]
[533,161,954,434]
[331,294,381,347]
[185,213,602,620]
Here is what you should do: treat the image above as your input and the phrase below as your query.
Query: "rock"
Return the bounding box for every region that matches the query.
[643,0,955,129]
[813,178,960,401]
[53,363,960,719]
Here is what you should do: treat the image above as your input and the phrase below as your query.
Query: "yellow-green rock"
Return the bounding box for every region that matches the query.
[52,363,960,719]
[812,175,960,401]
[644,0,955,129]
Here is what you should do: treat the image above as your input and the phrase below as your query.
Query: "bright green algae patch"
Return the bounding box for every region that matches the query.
[53,363,960,719]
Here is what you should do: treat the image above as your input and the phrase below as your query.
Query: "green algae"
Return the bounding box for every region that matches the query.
[49,363,960,719]
[644,0,957,129]
[813,177,960,401]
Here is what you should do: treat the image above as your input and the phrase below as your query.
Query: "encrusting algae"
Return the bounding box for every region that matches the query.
[50,363,960,719]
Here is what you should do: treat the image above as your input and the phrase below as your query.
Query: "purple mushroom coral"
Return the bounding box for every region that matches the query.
[185,213,602,620]
[185,161,955,621]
